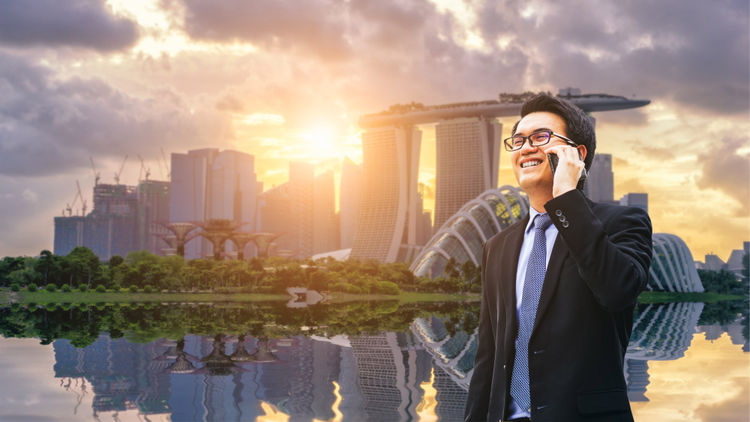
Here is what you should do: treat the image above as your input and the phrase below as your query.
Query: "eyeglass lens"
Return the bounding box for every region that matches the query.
[508,131,551,150]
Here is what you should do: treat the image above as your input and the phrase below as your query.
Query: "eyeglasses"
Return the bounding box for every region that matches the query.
[503,130,578,151]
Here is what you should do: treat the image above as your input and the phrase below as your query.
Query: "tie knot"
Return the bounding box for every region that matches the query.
[534,213,552,231]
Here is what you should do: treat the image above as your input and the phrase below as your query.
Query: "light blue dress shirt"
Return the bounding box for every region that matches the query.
[508,207,559,420]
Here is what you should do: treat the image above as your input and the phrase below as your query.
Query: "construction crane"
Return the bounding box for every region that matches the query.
[155,155,165,180]
[114,155,128,185]
[161,147,171,181]
[65,183,82,217]
[137,154,150,182]
[89,156,100,186]
[76,180,87,216]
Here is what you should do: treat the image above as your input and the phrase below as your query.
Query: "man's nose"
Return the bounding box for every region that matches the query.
[519,138,539,154]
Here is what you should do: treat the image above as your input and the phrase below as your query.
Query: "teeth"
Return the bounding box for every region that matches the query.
[522,160,541,168]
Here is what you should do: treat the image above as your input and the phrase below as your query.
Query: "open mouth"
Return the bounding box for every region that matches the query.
[521,160,542,169]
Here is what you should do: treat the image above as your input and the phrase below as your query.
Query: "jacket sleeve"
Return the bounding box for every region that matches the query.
[464,241,495,421]
[544,189,653,312]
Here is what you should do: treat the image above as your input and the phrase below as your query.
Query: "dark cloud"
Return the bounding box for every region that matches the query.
[176,0,352,60]
[474,0,749,115]
[0,0,139,53]
[695,137,750,213]
[0,52,232,178]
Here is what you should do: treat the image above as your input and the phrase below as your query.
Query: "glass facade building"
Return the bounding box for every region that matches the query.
[648,233,704,292]
[410,186,528,279]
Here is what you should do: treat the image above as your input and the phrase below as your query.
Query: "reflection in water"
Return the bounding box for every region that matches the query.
[625,302,705,402]
[1,300,747,421]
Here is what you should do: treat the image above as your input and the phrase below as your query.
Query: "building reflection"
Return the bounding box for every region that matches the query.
[626,302,705,402]
[48,301,732,420]
[52,330,473,421]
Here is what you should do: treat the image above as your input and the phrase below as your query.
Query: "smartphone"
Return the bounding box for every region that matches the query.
[547,150,588,183]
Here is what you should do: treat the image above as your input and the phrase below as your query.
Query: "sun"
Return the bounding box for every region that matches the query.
[300,125,337,151]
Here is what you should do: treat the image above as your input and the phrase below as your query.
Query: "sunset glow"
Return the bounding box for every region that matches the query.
[0,0,746,260]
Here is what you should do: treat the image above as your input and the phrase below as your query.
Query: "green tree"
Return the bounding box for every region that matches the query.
[64,247,101,289]
[698,269,745,295]
[443,257,461,279]
[308,271,330,292]
[34,250,55,286]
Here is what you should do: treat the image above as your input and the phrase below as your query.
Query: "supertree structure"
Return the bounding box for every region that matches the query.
[251,233,285,258]
[228,233,258,261]
[156,222,198,257]
[194,219,244,261]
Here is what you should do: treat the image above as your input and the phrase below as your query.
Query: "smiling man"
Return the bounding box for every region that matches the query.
[464,94,653,422]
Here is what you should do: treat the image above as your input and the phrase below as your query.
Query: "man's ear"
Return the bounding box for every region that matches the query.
[577,145,587,162]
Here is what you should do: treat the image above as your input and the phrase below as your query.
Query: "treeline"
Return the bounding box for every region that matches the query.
[0,300,480,348]
[0,248,482,295]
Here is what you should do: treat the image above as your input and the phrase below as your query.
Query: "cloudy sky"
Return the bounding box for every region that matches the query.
[0,0,747,261]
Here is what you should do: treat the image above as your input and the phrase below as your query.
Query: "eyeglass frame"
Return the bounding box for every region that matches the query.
[503,130,580,152]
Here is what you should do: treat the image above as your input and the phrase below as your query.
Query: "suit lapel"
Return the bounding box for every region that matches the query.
[531,235,570,338]
[500,215,528,362]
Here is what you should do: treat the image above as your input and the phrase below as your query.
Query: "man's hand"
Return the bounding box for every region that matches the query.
[545,145,585,198]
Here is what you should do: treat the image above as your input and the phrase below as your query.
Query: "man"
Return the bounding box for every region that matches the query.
[464,94,652,422]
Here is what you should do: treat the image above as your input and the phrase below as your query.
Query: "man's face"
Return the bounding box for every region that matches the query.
[511,111,569,193]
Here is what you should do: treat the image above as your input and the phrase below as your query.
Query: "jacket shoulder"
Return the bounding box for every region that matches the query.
[485,217,527,249]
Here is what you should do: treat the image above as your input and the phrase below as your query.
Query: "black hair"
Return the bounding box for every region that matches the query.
[511,93,596,173]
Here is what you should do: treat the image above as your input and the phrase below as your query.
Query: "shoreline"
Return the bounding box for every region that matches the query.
[0,290,744,305]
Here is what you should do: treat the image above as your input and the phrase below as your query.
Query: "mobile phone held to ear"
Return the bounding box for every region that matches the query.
[547,150,587,183]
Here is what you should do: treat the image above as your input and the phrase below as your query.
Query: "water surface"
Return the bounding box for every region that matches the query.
[0,300,747,421]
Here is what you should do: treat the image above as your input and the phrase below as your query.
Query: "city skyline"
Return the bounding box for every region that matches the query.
[0,0,748,262]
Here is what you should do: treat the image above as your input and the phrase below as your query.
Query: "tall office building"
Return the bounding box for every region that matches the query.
[170,148,218,259]
[587,153,614,203]
[170,149,257,259]
[88,185,139,261]
[256,183,292,251]
[433,117,502,233]
[211,150,258,255]
[54,181,171,260]
[339,157,363,249]
[620,193,648,213]
[256,162,314,258]
[313,170,336,255]
[137,180,170,254]
[290,162,314,258]
[350,126,422,263]
[416,184,432,246]
[53,215,86,256]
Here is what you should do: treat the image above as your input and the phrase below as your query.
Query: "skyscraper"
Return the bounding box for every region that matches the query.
[81,184,138,260]
[137,180,170,254]
[256,162,314,258]
[211,150,258,256]
[290,162,314,258]
[339,157,363,250]
[170,148,218,259]
[620,193,648,213]
[587,153,614,203]
[350,126,422,263]
[170,149,257,259]
[313,170,336,255]
[433,117,502,233]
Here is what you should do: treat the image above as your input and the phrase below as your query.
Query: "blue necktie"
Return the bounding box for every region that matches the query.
[510,213,552,412]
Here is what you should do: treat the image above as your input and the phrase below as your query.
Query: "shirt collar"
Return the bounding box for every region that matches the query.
[525,207,546,235]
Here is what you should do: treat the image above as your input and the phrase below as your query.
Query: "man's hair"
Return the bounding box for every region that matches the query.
[512,93,596,172]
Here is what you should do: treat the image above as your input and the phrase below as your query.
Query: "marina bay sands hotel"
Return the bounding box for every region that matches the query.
[349,88,650,263]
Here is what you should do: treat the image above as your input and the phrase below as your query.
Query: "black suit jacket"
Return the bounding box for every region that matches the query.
[464,189,653,422]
